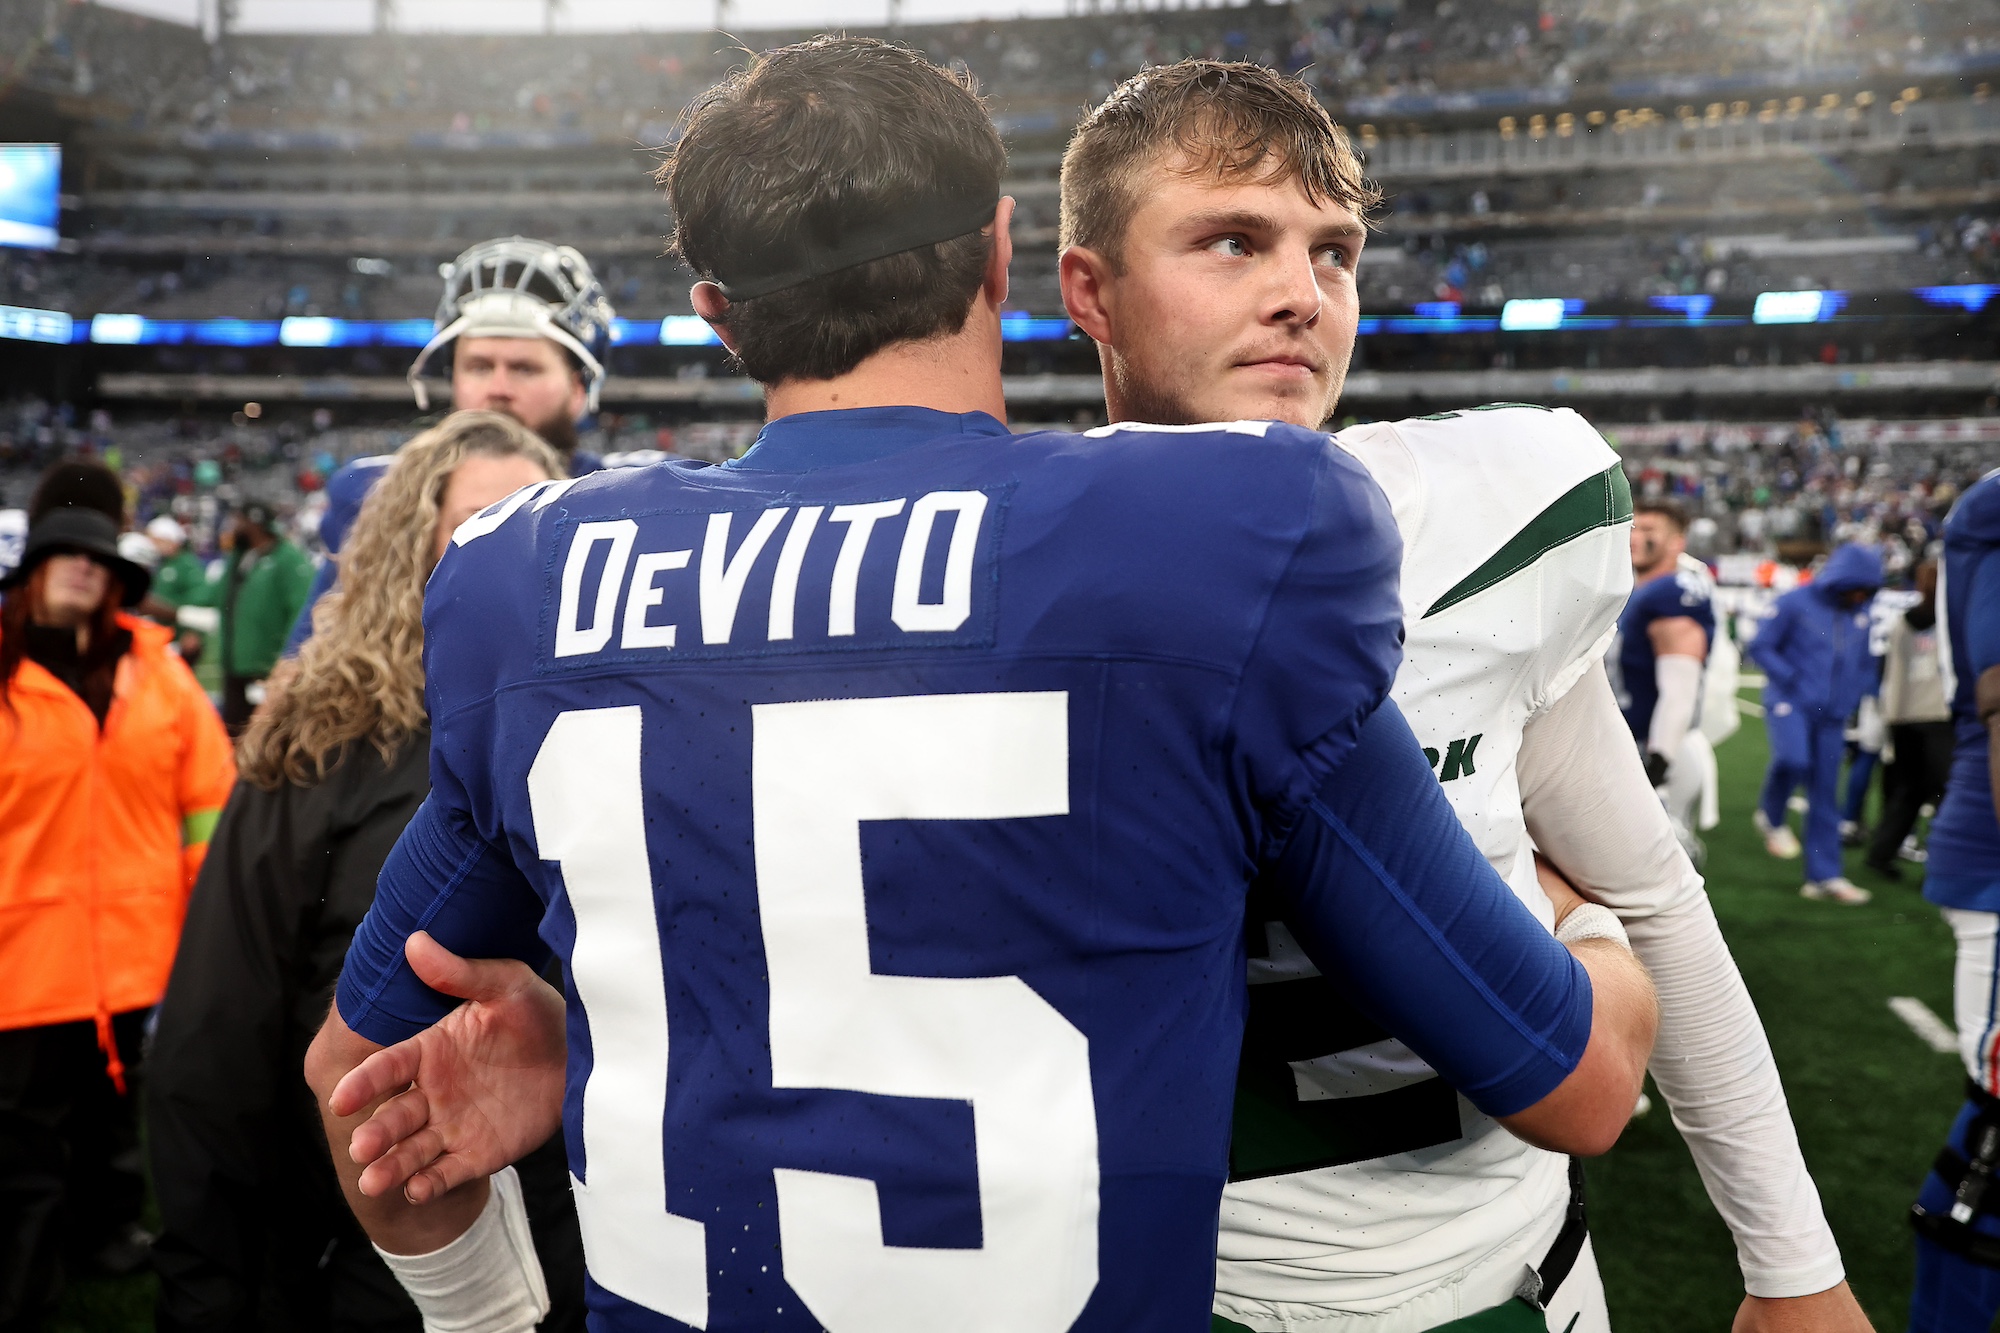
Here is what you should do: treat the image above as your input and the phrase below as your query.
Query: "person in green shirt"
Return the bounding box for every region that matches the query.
[141,517,213,669]
[215,501,314,734]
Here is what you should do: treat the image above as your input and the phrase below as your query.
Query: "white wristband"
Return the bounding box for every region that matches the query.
[374,1165,551,1333]
[1555,902,1630,952]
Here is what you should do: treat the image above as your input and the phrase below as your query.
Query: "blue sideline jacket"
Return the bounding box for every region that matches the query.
[1745,542,1884,723]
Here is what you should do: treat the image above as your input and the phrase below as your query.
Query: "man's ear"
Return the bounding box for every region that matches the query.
[690,281,742,354]
[1059,244,1114,345]
[981,197,1016,309]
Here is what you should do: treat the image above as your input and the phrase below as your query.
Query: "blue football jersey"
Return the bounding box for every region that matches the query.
[1613,564,1715,743]
[1928,470,2000,899]
[286,446,605,655]
[337,407,1590,1332]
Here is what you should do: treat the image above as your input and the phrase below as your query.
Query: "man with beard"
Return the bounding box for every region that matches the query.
[285,237,615,651]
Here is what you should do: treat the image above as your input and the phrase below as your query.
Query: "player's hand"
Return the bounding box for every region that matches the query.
[329,931,566,1204]
[1732,1284,1874,1333]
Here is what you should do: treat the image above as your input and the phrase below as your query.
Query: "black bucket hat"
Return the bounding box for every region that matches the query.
[0,507,152,606]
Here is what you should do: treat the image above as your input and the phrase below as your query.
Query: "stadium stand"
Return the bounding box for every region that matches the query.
[0,0,1996,559]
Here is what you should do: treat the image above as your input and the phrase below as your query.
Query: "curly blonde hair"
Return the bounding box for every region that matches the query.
[238,411,563,789]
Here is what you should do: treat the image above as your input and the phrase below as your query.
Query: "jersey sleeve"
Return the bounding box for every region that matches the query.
[334,758,549,1046]
[1519,660,1845,1295]
[1669,572,1718,640]
[1966,553,2000,677]
[1268,697,1593,1117]
[1230,431,1406,854]
[1746,594,1799,693]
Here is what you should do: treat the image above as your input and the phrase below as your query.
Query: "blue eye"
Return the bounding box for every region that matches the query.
[1209,237,1249,257]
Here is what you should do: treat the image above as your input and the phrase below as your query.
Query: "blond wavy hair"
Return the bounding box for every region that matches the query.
[238,411,563,789]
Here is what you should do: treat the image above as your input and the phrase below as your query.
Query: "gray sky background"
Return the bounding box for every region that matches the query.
[98,0,1088,33]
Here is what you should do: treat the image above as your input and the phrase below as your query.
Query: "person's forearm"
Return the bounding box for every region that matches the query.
[1499,933,1655,1157]
[1521,663,1846,1294]
[305,1004,489,1255]
[1629,894,1846,1294]
[1274,699,1628,1146]
[1648,653,1704,764]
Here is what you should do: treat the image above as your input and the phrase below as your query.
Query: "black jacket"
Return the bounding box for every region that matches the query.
[146,735,585,1333]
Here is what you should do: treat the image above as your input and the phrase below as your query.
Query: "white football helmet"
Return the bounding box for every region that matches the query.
[409,236,617,412]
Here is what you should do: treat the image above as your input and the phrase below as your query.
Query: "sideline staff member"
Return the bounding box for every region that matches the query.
[0,465,234,1328]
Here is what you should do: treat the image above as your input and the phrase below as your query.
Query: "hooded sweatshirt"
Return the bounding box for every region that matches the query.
[1927,472,2000,895]
[1745,542,1884,724]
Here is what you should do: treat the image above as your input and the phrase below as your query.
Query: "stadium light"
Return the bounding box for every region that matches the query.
[1500,298,1569,331]
[999,314,1073,342]
[1499,298,1593,331]
[1647,294,1714,320]
[280,316,343,347]
[0,304,72,344]
[90,313,147,344]
[1914,284,2000,314]
[659,315,721,346]
[1752,290,1847,324]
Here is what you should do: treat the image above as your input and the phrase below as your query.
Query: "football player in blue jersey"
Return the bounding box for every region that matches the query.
[284,237,616,655]
[1615,500,1714,787]
[303,38,1657,1333]
[1744,543,1884,905]
[1612,498,1720,855]
[1051,60,1867,1333]
[1909,469,2000,1331]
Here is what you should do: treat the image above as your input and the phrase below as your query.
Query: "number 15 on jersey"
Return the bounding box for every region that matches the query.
[527,693,1101,1332]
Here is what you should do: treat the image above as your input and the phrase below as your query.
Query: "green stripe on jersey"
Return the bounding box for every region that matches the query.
[1422,462,1632,619]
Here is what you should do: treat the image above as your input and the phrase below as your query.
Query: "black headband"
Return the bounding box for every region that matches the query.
[711,191,1000,303]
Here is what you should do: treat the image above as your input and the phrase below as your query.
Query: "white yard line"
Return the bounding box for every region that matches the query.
[1890,996,1961,1054]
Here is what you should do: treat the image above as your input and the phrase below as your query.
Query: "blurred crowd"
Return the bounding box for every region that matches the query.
[3,0,1996,145]
[1620,415,1994,574]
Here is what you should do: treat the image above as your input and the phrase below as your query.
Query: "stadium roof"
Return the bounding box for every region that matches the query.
[102,0,1100,34]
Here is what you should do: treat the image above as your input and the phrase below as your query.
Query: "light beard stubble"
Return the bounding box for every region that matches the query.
[1107,350,1343,431]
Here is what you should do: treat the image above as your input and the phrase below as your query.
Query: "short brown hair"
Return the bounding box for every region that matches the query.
[662,37,1005,385]
[1634,498,1690,533]
[1060,61,1380,266]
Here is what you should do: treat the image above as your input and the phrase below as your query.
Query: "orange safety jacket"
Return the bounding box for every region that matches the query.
[0,614,235,1085]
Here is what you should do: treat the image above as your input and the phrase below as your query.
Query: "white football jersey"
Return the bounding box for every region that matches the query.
[1215,405,1633,1330]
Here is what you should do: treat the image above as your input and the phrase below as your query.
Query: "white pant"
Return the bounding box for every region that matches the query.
[1543,1235,1610,1333]
[1214,1210,1611,1332]
[1944,907,2000,1093]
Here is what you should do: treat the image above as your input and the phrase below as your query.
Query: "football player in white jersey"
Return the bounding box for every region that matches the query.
[1055,60,1870,1333]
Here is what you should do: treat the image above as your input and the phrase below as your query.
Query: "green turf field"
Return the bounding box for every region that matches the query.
[55,694,1968,1332]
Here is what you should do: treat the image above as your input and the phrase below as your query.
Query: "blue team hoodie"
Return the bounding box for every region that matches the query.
[1746,542,1885,721]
